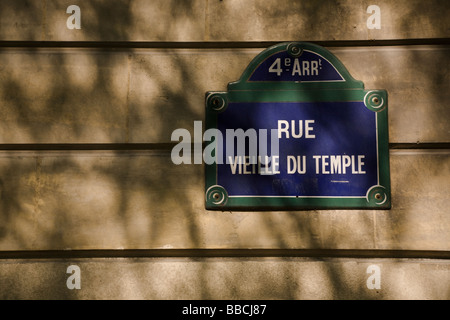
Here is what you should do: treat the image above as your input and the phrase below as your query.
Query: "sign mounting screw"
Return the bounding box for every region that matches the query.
[364,90,386,112]
[207,93,228,112]
[287,42,303,57]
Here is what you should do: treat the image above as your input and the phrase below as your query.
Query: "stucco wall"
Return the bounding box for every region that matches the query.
[0,0,449,300]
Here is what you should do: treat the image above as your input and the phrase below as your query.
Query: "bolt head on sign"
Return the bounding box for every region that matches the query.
[205,42,390,210]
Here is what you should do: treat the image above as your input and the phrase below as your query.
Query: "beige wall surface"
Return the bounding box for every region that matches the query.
[0,46,448,144]
[0,0,449,300]
[1,257,448,300]
[0,150,448,252]
[0,0,449,41]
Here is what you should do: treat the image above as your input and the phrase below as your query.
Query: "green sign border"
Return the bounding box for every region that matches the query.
[205,42,391,210]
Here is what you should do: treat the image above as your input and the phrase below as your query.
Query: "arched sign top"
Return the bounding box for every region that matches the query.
[228,42,364,90]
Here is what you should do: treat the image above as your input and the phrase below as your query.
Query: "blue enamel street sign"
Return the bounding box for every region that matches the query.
[205,42,390,210]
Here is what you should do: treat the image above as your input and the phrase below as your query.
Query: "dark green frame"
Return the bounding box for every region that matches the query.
[205,42,390,210]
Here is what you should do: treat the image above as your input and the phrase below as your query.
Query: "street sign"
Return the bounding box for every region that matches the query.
[205,42,390,210]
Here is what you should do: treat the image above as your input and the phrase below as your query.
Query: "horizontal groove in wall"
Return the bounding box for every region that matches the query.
[389,143,450,150]
[0,249,449,260]
[0,143,448,151]
[0,143,177,151]
[1,38,450,49]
